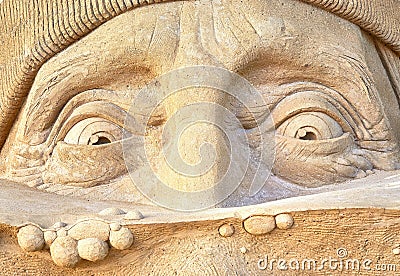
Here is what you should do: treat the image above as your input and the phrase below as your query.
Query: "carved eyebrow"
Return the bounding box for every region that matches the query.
[22,60,93,144]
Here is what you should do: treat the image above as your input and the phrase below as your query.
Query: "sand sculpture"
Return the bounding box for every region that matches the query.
[0,0,399,274]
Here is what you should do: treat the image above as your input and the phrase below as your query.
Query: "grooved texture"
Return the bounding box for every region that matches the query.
[0,0,399,149]
[300,0,400,54]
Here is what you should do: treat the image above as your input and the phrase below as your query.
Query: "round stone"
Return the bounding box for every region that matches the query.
[44,231,57,248]
[124,211,144,220]
[243,215,276,235]
[57,228,68,237]
[17,225,45,252]
[77,238,109,262]
[218,224,235,237]
[68,220,110,241]
[109,227,134,250]
[275,213,294,230]
[110,222,122,231]
[50,236,80,268]
[52,222,67,229]
[99,207,126,216]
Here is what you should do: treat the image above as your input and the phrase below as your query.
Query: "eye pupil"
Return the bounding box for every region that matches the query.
[299,131,317,141]
[295,127,319,140]
[93,137,112,145]
[89,134,112,145]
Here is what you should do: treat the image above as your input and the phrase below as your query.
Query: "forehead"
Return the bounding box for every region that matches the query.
[41,0,365,74]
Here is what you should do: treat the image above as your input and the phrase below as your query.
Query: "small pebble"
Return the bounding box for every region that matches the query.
[99,207,126,216]
[124,211,144,220]
[355,170,367,179]
[77,238,109,262]
[68,220,110,241]
[218,224,235,237]
[366,170,374,176]
[52,222,67,229]
[240,247,247,254]
[17,225,45,252]
[336,157,351,166]
[393,248,400,255]
[50,236,80,268]
[109,227,134,250]
[243,215,276,235]
[275,213,294,230]
[110,223,122,231]
[44,231,57,248]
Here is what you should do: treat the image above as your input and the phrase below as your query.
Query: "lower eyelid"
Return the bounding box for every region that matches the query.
[276,132,353,157]
[273,132,368,187]
[43,141,126,188]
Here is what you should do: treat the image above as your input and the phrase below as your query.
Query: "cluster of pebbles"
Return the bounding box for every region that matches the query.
[17,208,143,267]
[219,213,294,237]
[17,209,292,266]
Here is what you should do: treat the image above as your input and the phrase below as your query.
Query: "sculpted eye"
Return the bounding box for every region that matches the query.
[41,97,135,188]
[270,87,375,187]
[64,118,123,146]
[277,112,343,141]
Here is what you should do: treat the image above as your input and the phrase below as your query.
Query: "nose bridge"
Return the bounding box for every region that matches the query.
[155,86,233,196]
[145,1,247,203]
[162,86,229,118]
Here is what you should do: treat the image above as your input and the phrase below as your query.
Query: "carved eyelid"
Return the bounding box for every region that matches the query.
[270,85,368,141]
[56,101,131,143]
[30,89,131,148]
[44,89,152,149]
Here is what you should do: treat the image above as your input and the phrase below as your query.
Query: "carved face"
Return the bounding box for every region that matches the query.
[1,0,400,208]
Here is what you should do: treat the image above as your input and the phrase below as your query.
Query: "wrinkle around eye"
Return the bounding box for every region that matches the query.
[44,89,166,149]
[55,101,138,143]
[25,89,134,146]
[269,82,372,141]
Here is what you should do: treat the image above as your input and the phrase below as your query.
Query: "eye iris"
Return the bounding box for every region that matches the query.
[278,112,343,140]
[64,118,123,145]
